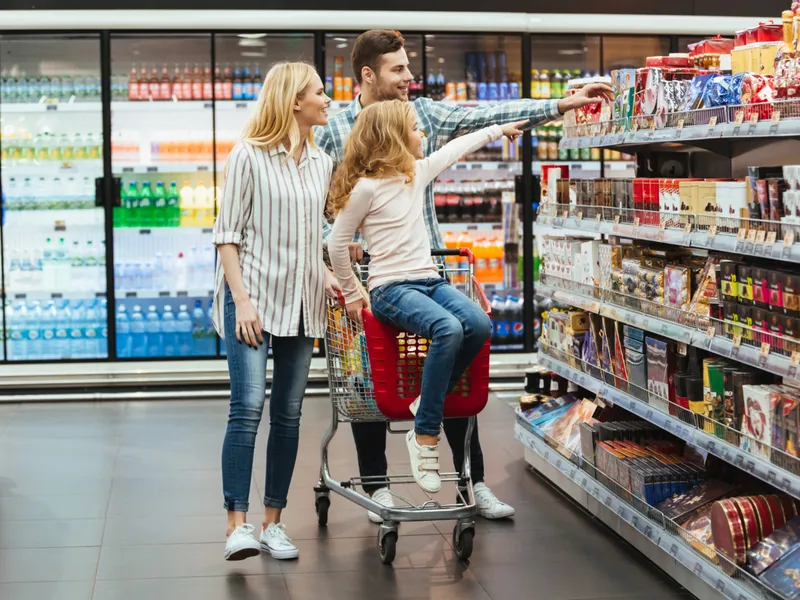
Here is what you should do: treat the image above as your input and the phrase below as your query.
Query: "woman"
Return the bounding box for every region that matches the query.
[212,61,339,561]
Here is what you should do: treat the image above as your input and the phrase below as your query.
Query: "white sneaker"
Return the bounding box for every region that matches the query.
[409,396,421,416]
[367,487,395,523]
[474,482,515,519]
[224,524,261,561]
[260,523,299,560]
[406,429,441,493]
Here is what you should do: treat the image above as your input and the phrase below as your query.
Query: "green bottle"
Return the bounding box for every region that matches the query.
[118,181,134,227]
[153,181,167,228]
[166,181,180,228]
[138,181,153,228]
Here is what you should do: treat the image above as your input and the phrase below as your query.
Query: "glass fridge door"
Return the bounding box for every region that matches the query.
[0,34,108,362]
[425,34,523,350]
[110,34,216,359]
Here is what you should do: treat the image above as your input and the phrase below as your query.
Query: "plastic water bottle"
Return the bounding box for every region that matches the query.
[141,261,154,291]
[505,296,523,347]
[153,253,166,291]
[130,305,146,358]
[4,177,19,211]
[191,300,206,356]
[24,301,42,359]
[144,305,161,357]
[69,301,86,358]
[85,300,101,358]
[188,247,199,287]
[116,304,131,358]
[41,301,57,360]
[98,298,108,358]
[176,304,192,356]
[203,247,215,283]
[175,253,188,291]
[8,302,26,360]
[54,301,70,358]
[161,304,177,356]
[55,237,71,291]
[490,296,507,346]
[129,262,143,290]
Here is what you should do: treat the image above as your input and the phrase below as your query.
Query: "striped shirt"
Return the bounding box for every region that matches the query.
[316,95,560,250]
[211,140,333,340]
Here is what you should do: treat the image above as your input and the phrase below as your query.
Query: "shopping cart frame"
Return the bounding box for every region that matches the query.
[314,248,491,564]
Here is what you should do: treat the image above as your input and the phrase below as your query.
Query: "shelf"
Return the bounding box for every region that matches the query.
[535,279,800,383]
[438,222,503,232]
[115,163,222,175]
[448,161,520,171]
[6,291,107,301]
[1,162,103,177]
[113,226,213,235]
[1,102,102,113]
[116,289,213,299]
[539,351,800,503]
[536,214,800,265]
[515,415,771,600]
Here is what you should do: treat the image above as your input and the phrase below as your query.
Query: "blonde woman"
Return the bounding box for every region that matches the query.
[212,61,340,561]
[328,101,524,493]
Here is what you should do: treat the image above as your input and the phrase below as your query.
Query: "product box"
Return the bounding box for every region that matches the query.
[769,270,785,313]
[738,265,754,305]
[626,347,648,401]
[753,267,769,309]
[646,336,673,413]
[761,543,800,598]
[720,262,739,301]
[748,516,800,577]
[741,384,779,459]
[786,273,800,317]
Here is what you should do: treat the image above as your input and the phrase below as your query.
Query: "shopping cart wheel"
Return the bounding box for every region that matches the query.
[453,524,474,561]
[378,523,398,565]
[315,495,330,527]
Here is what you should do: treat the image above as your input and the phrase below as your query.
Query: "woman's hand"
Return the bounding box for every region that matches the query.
[346,299,366,325]
[500,120,529,142]
[324,269,342,299]
[235,297,263,348]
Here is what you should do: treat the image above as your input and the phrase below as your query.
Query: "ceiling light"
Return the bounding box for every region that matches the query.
[408,51,418,58]
[333,37,349,42]
[336,43,348,49]
[238,33,266,39]
[241,52,266,57]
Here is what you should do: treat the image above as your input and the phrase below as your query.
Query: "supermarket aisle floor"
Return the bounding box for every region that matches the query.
[0,394,693,600]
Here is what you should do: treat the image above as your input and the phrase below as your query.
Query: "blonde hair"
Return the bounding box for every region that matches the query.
[240,61,317,158]
[328,100,416,215]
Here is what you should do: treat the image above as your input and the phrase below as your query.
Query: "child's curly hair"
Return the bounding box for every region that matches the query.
[328,100,417,216]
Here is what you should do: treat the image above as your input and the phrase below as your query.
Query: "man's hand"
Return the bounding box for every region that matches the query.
[323,269,342,300]
[348,242,364,264]
[557,82,614,114]
[345,298,366,325]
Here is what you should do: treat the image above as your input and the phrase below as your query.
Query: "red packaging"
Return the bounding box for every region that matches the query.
[764,494,787,529]
[750,495,776,538]
[649,179,660,224]
[633,178,645,224]
[733,497,761,549]
[711,499,748,564]
[646,55,693,68]
[757,21,783,43]
[745,29,758,46]
[735,30,748,47]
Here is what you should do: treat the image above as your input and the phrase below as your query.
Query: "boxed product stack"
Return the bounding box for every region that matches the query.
[540,236,600,287]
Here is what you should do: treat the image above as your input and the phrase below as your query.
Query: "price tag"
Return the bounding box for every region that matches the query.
[756,229,767,244]
[786,232,795,247]
[561,210,569,220]
[684,222,692,235]
[767,231,778,245]
[761,342,771,357]
[658,220,666,231]
[708,116,718,133]
[678,342,688,356]
[734,110,745,125]
[676,118,685,131]
[733,334,742,348]
[577,211,583,222]
[595,214,602,224]
[706,326,715,339]
[737,228,748,241]
[750,113,759,126]
[631,122,639,133]
[772,110,782,124]
[614,215,621,225]
[633,217,640,228]
[747,229,757,242]
[708,225,717,238]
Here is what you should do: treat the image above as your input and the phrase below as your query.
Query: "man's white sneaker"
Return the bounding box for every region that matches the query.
[408,396,421,416]
[260,523,299,560]
[406,430,441,493]
[367,487,395,523]
[224,524,261,561]
[474,482,515,519]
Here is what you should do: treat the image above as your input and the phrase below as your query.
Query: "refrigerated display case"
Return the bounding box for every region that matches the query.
[0,34,107,362]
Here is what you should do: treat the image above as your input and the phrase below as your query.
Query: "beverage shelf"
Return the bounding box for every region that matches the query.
[515,413,773,600]
[115,163,223,175]
[535,279,800,383]
[113,226,212,235]
[536,213,800,265]
[449,160,520,171]
[439,222,503,232]
[1,162,103,177]
[6,290,106,301]
[538,351,800,504]
[1,102,102,113]
[116,289,213,299]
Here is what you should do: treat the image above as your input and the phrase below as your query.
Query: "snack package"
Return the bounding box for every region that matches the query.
[664,265,691,312]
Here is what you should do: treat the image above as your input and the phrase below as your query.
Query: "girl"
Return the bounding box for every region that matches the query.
[327,100,524,493]
[212,62,340,561]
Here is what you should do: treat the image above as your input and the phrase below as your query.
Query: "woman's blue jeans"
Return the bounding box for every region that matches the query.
[369,278,492,437]
[221,285,315,511]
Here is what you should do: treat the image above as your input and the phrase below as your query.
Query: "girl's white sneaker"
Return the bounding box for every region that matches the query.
[406,430,441,493]
[224,524,261,561]
[260,523,299,560]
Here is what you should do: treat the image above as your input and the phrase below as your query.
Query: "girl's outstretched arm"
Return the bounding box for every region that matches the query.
[415,124,504,187]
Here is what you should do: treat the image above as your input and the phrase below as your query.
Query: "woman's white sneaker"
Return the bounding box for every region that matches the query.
[406,430,441,493]
[224,524,261,561]
[474,482,516,519]
[367,487,395,523]
[260,523,299,560]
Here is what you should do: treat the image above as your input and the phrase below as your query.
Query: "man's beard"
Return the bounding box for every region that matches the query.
[376,81,407,102]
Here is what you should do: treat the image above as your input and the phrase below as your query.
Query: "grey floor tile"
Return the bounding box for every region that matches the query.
[105,488,262,518]
[0,580,94,600]
[283,566,491,600]
[97,542,281,580]
[0,494,109,521]
[0,474,112,498]
[0,546,100,583]
[102,515,225,546]
[0,518,105,549]
[93,573,290,600]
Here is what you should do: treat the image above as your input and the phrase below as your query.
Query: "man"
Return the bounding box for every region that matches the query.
[316,30,612,521]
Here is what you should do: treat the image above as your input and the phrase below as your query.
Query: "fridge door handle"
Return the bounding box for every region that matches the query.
[96,177,121,208]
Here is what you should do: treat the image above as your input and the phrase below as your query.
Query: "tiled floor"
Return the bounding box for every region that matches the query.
[0,394,694,600]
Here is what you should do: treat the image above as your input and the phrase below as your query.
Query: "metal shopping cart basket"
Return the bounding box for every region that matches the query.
[314,248,492,564]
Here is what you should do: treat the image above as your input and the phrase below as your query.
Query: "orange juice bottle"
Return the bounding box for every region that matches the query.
[456,231,473,284]
[487,236,504,284]
[473,236,489,283]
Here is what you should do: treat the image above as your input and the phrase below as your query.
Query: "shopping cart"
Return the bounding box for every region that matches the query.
[314,248,492,564]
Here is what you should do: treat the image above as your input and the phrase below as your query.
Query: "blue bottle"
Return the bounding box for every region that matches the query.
[116,304,131,359]
[41,301,57,360]
[84,300,100,359]
[191,300,206,356]
[506,296,524,347]
[144,305,162,357]
[53,301,70,359]
[176,304,192,357]
[130,305,146,358]
[98,298,108,358]
[9,301,27,360]
[161,304,177,357]
[69,301,86,358]
[27,301,43,359]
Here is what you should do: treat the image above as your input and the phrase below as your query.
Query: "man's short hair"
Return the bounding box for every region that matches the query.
[351,29,405,84]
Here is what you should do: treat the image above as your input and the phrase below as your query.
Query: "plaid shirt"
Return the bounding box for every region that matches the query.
[316,95,561,251]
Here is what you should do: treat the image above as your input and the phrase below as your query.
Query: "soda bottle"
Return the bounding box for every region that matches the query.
[138,181,153,228]
[242,64,254,100]
[159,65,171,100]
[191,64,203,101]
[172,63,183,100]
[490,296,507,346]
[222,63,233,99]
[148,64,160,101]
[213,65,223,100]
[540,70,551,99]
[128,64,139,101]
[181,64,193,100]
[506,296,523,347]
[202,64,213,100]
[456,231,473,284]
[252,64,263,98]
[436,70,446,101]
[153,181,167,227]
[166,181,180,227]
[232,64,243,100]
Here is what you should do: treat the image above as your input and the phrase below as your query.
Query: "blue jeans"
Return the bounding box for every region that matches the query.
[369,278,492,436]
[221,285,315,511]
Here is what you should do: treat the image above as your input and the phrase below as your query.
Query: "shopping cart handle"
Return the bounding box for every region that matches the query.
[431,247,475,264]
